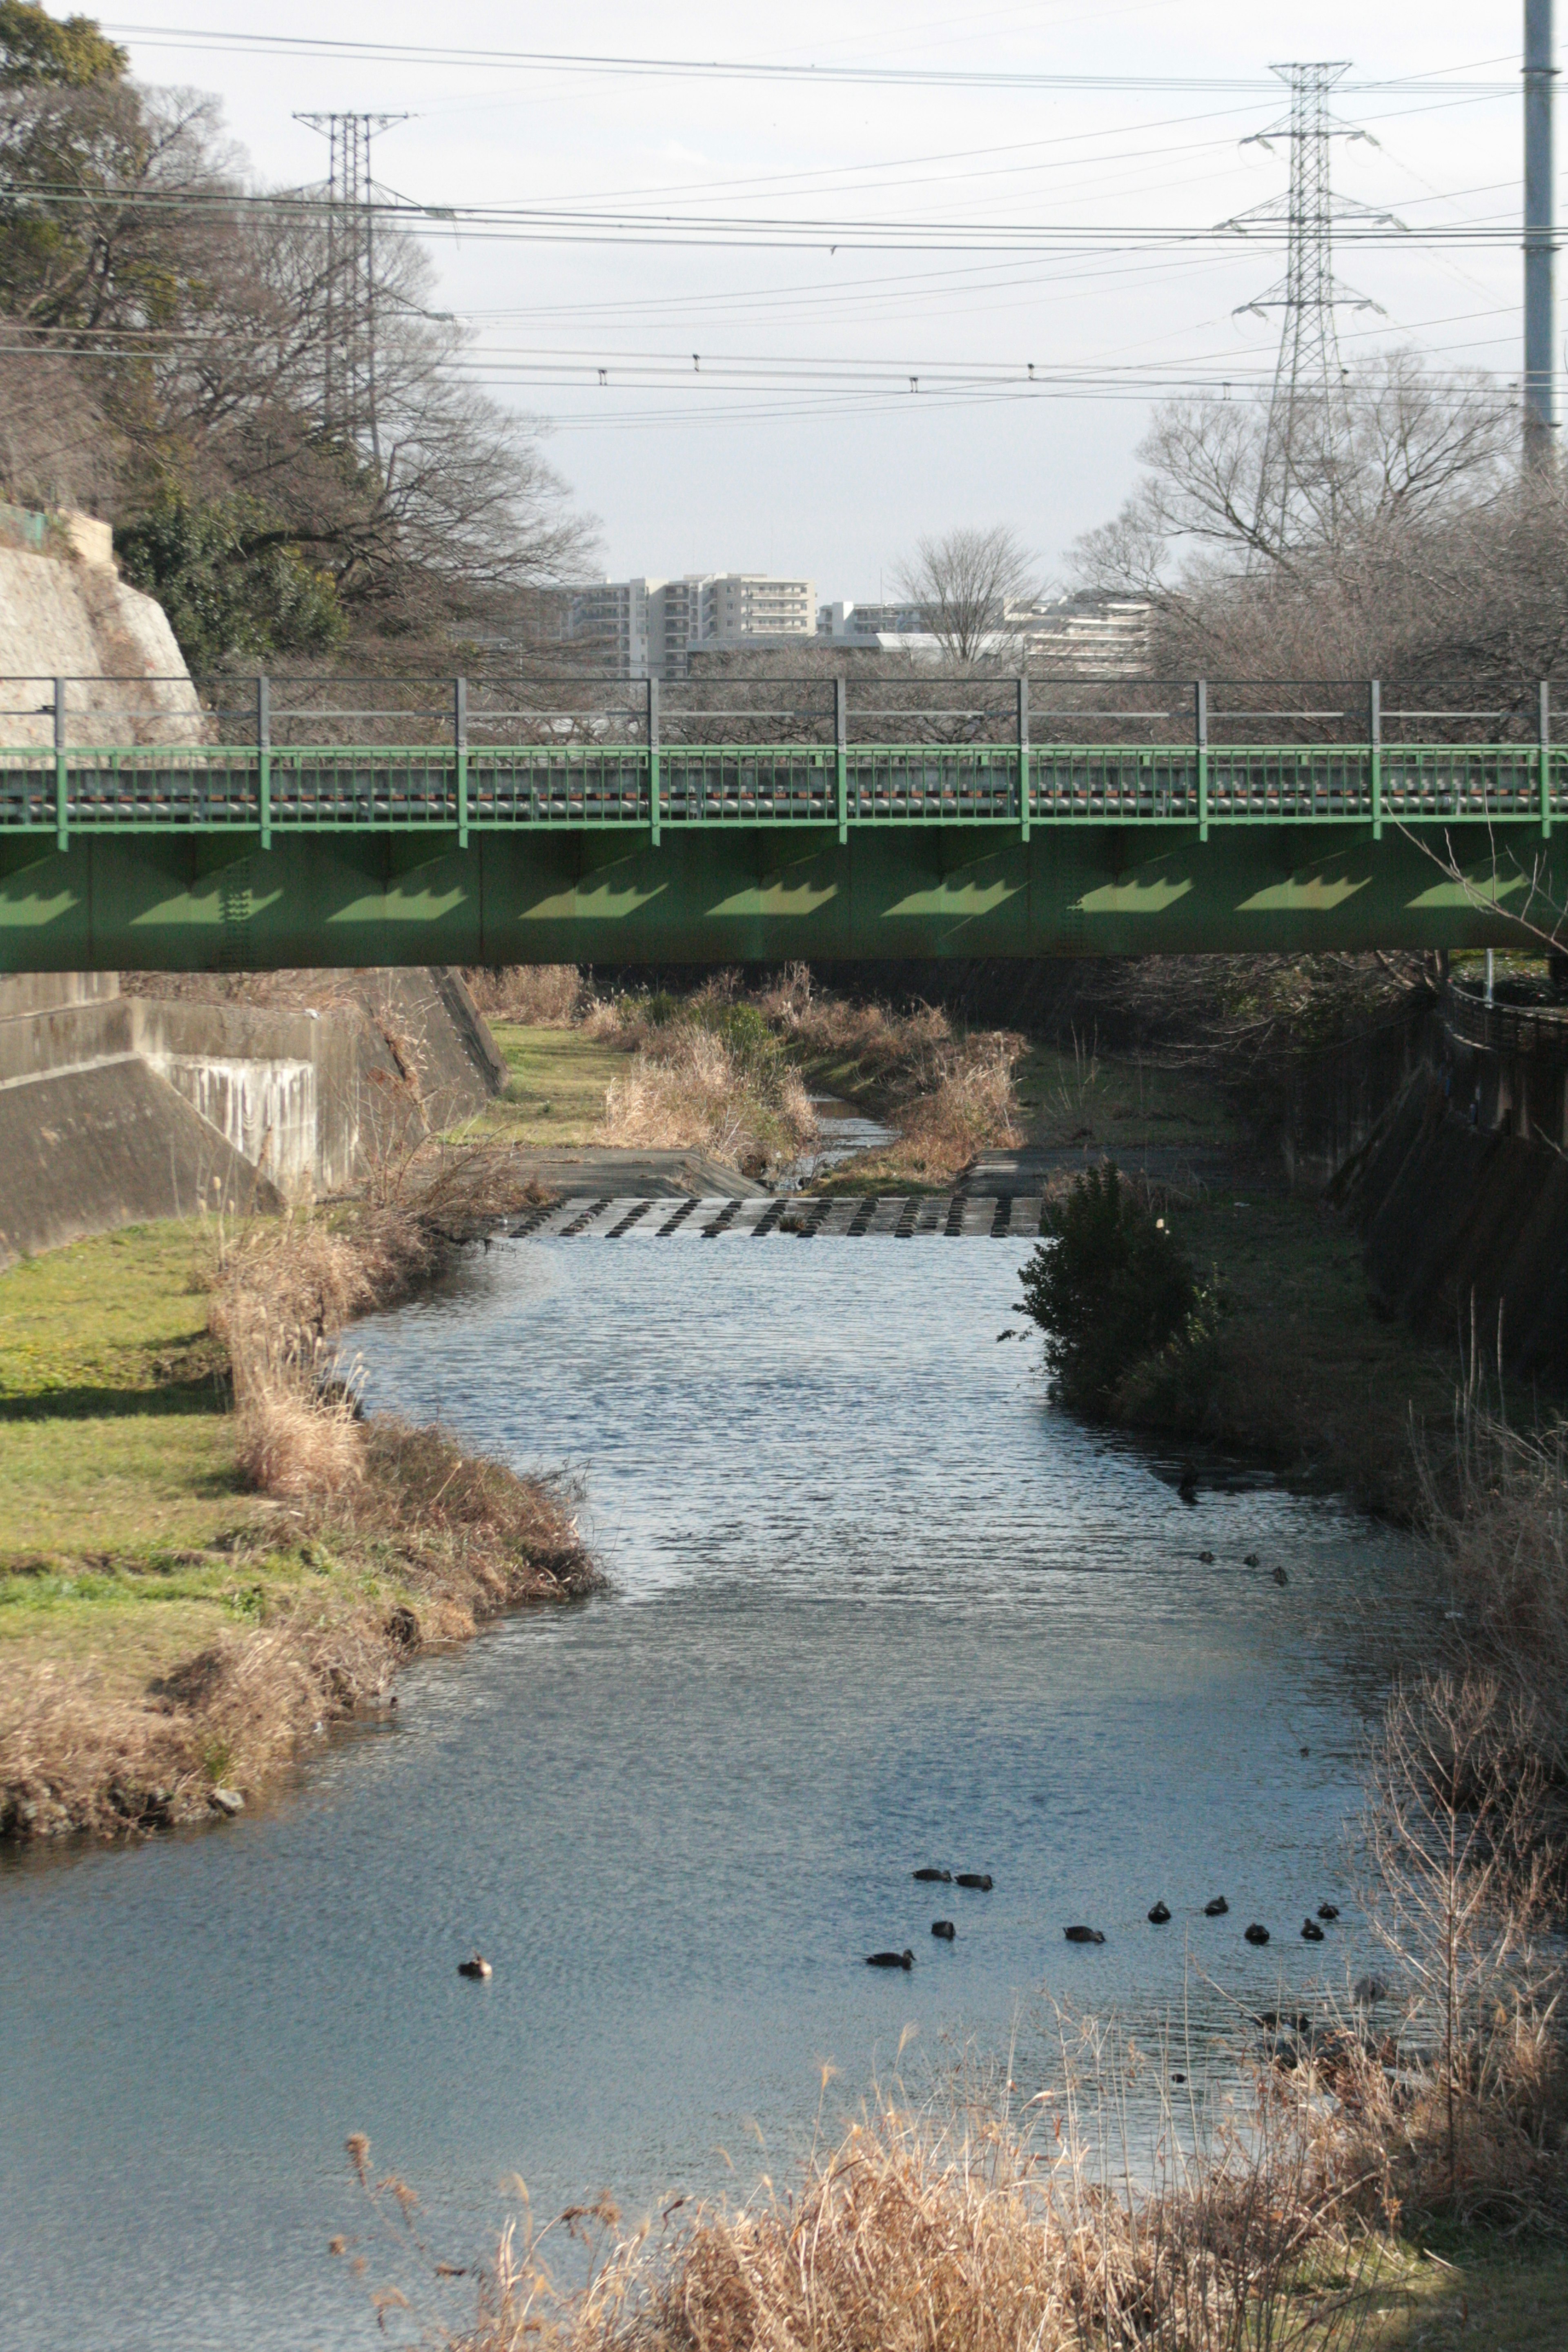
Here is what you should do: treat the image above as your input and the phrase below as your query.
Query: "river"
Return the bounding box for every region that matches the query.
[0,1234,1425,2351]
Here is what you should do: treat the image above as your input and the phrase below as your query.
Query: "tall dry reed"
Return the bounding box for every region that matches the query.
[597,1025,817,1176]
[755,969,1024,1179]
[339,2059,1390,2352]
[462,965,587,1027]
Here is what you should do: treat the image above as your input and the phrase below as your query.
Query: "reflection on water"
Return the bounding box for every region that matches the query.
[0,1241,1425,2352]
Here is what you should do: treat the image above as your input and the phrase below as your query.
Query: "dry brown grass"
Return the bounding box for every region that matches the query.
[1421,1394,1568,1734]
[342,2062,1390,2352]
[234,1384,365,1500]
[889,1038,1023,1179]
[462,965,588,1027]
[756,967,1024,1182]
[1348,1664,1568,2233]
[596,1026,817,1177]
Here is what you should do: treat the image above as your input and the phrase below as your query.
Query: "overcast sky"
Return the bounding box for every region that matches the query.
[104,3,1533,599]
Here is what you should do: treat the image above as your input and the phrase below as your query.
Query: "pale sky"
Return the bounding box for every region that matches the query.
[102,3,1533,599]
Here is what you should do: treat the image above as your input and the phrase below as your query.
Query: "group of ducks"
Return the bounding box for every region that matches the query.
[866,1868,995,1969]
[866,1876,1342,1969]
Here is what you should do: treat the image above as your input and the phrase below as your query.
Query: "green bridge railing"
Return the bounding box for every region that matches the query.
[1,673,1558,853]
[0,744,1559,855]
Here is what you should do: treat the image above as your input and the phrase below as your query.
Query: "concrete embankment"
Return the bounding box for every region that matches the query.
[1274,984,1568,1383]
[0,967,507,1263]
[1339,1072,1568,1379]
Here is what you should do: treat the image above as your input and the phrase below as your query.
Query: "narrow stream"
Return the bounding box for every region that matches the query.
[0,1238,1427,2351]
[785,1089,893,1185]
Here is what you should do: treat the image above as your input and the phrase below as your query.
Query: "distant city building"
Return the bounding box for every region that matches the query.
[817,592,1149,673]
[816,599,927,640]
[559,579,1147,680]
[564,572,816,679]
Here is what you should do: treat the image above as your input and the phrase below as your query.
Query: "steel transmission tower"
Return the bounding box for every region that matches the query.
[294,112,406,468]
[1226,63,1398,554]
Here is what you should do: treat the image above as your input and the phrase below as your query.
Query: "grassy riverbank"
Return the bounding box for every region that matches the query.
[0,1212,597,1840]
[1006,1039,1466,1517]
[459,969,1027,1185]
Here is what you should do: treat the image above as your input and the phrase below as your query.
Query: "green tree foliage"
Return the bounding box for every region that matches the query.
[1018,1163,1205,1417]
[0,0,124,85]
[0,5,594,664]
[116,490,346,669]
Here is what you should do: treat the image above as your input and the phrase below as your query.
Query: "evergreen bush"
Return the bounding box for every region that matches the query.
[1018,1163,1215,1418]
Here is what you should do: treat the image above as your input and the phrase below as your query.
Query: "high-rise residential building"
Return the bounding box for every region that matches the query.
[564,572,816,679]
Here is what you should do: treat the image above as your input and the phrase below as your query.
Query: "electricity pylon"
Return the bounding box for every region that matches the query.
[295,112,407,468]
[1223,62,1401,555]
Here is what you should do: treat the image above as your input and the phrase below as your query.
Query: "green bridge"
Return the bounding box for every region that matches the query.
[2,674,1563,969]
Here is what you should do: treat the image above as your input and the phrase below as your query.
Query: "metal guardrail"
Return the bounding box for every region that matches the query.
[0,674,1563,851]
[0,742,1561,853]
[1443,983,1568,1063]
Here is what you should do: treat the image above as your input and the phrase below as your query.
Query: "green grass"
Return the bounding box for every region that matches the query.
[1014,1037,1244,1157]
[455,1022,630,1147]
[1165,1190,1479,1512]
[0,1218,225,1414]
[1348,2230,1568,2348]
[0,1219,282,1688]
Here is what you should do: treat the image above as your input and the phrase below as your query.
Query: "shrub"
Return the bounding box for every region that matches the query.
[1019,1163,1208,1417]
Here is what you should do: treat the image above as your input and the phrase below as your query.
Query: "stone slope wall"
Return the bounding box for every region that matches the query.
[0,508,202,746]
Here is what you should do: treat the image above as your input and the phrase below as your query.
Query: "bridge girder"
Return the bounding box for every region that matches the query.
[0,822,1556,970]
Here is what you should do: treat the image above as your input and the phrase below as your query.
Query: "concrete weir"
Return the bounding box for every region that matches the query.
[506,1194,1046,1239]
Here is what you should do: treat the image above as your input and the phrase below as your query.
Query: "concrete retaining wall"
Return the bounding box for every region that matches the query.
[1337,1073,1568,1378]
[0,1056,283,1263]
[0,964,506,1264]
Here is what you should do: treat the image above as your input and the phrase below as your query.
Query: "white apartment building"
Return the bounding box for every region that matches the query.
[566,572,816,679]
[817,592,1150,673]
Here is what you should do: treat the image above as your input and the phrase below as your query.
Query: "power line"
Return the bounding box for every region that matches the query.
[99,24,1519,98]
[0,182,1525,250]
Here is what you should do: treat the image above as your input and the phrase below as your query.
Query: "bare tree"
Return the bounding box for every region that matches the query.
[1074,352,1515,588]
[0,336,116,510]
[891,523,1038,666]
[0,61,598,655]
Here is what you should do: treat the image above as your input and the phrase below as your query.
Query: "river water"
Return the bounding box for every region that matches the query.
[0,1236,1425,2351]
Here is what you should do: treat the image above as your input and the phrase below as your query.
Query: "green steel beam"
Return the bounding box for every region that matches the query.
[1,816,1562,970]
[1,737,1564,967]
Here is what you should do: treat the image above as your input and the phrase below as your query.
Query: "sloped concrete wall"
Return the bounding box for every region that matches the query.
[155,1054,318,1196]
[0,972,118,1018]
[1339,1073,1568,1378]
[0,1057,282,1264]
[0,963,507,1260]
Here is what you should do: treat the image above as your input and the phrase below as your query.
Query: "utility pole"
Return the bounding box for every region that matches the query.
[294,111,406,467]
[1226,62,1398,556]
[1525,0,1557,468]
